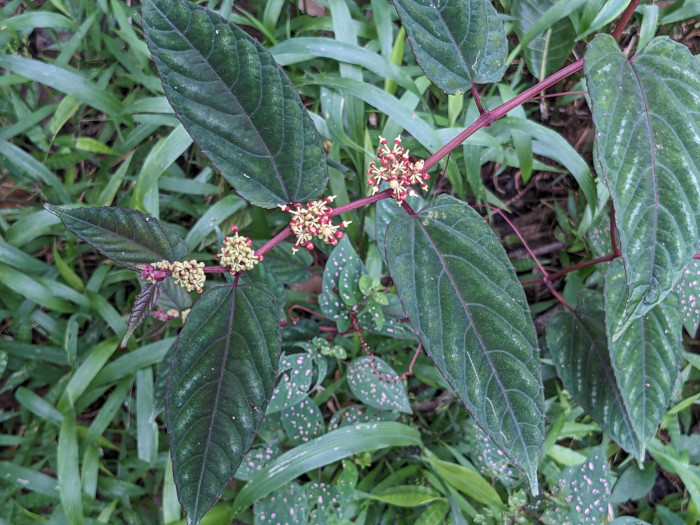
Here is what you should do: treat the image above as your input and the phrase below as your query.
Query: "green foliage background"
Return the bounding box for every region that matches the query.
[1,1,700,524]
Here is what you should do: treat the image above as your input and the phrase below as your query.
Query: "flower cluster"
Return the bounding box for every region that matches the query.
[142,259,206,293]
[153,308,190,322]
[279,196,351,254]
[141,260,171,284]
[367,135,428,204]
[171,260,206,293]
[217,225,260,274]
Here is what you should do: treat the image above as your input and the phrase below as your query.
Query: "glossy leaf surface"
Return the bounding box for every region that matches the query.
[142,0,328,208]
[393,0,507,93]
[46,205,188,269]
[166,284,280,524]
[605,258,681,452]
[585,35,700,335]
[384,195,544,492]
[512,0,576,79]
[547,290,640,457]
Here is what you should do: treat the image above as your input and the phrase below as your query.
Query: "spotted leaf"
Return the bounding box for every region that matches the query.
[328,405,399,430]
[346,356,411,413]
[236,443,281,482]
[675,258,700,336]
[267,352,315,414]
[281,396,325,444]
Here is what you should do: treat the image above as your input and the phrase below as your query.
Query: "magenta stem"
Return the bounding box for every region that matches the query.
[330,188,393,216]
[422,59,584,172]
[255,225,291,258]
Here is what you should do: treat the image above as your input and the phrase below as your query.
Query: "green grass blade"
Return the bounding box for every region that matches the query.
[58,406,85,525]
[232,422,422,516]
[0,54,123,116]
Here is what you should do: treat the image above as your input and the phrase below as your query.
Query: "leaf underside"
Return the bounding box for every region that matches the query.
[166,284,280,524]
[393,0,507,94]
[46,205,188,269]
[512,0,575,79]
[142,0,328,208]
[585,35,700,335]
[121,283,162,348]
[604,258,681,453]
[384,194,544,492]
[547,290,640,457]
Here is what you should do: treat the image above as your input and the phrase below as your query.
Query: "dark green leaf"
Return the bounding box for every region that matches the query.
[166,284,280,524]
[585,35,700,335]
[393,0,507,93]
[346,356,411,413]
[46,205,188,269]
[121,283,162,348]
[142,0,328,207]
[610,461,657,504]
[546,290,641,456]
[384,194,544,492]
[152,339,177,419]
[605,258,682,454]
[511,0,578,79]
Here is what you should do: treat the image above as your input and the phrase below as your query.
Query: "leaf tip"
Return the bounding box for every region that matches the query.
[43,202,59,216]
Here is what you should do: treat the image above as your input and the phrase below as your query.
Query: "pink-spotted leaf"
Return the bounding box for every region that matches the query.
[142,0,328,208]
[585,35,700,337]
[266,351,315,414]
[166,284,280,525]
[346,356,411,413]
[281,396,325,444]
[675,258,700,335]
[384,194,544,493]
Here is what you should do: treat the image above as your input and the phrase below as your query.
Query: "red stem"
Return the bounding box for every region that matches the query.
[611,0,640,42]
[471,83,485,114]
[610,206,622,257]
[400,200,416,216]
[330,188,393,217]
[492,207,574,312]
[255,225,291,258]
[520,254,618,285]
[422,58,584,172]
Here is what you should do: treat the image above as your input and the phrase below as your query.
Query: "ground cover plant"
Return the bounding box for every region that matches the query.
[2,0,700,523]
